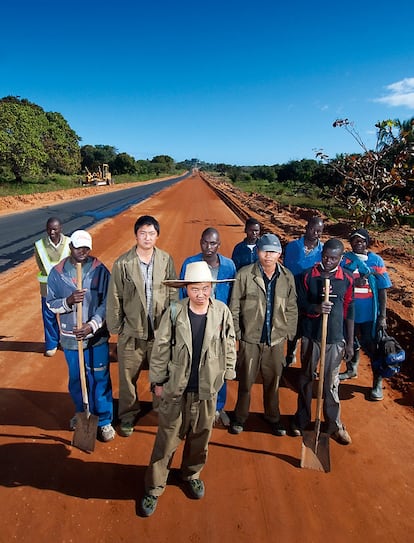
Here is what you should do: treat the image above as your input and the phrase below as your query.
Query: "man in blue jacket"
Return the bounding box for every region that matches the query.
[179,227,236,426]
[283,217,324,366]
[47,230,115,443]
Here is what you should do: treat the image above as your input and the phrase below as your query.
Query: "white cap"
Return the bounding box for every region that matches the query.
[70,230,92,249]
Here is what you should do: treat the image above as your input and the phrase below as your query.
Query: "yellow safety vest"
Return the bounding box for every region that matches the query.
[36,237,71,283]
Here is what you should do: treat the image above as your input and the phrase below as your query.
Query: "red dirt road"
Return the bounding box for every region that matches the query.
[1,172,413,543]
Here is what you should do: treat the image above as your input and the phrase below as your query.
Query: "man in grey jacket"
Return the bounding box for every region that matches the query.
[229,233,297,436]
[141,261,236,516]
[106,215,178,437]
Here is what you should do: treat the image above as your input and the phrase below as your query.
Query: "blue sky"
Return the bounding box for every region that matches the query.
[1,1,414,165]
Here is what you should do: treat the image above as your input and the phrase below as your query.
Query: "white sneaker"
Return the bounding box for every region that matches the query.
[45,347,57,357]
[214,409,230,427]
[214,410,221,425]
[220,410,231,427]
[99,424,115,442]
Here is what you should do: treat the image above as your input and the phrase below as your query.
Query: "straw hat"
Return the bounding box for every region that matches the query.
[163,261,235,288]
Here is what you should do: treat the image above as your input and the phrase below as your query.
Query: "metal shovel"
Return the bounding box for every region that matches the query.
[301,277,331,473]
[72,262,98,452]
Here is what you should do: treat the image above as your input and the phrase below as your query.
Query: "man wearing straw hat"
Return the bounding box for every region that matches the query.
[179,227,236,427]
[141,261,236,517]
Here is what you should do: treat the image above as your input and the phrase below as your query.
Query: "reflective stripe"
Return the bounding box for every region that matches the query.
[36,237,71,282]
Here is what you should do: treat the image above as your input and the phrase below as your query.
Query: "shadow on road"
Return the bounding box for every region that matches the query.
[0,440,146,500]
[0,339,44,353]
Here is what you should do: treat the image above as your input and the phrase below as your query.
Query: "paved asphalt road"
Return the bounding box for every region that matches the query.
[0,173,189,273]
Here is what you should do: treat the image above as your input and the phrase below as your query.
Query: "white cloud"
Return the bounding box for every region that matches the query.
[374,78,414,109]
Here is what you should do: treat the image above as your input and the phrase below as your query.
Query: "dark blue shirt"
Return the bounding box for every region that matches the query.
[232,239,259,271]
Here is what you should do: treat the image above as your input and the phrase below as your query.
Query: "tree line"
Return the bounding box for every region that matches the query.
[200,118,414,226]
[1,95,413,225]
[0,96,184,183]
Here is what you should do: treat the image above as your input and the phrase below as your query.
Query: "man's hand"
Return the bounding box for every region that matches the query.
[315,301,333,314]
[154,384,163,398]
[67,289,87,308]
[73,323,93,340]
[377,316,387,331]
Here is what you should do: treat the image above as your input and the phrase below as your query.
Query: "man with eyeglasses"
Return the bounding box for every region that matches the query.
[106,215,178,437]
[178,227,236,427]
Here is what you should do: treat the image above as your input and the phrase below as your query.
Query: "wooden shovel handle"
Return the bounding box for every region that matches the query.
[76,263,89,410]
[315,277,330,425]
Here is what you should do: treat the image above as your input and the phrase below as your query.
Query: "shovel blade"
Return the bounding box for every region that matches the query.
[300,429,331,473]
[72,412,99,452]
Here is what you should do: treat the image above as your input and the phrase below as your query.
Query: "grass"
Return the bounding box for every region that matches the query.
[231,178,347,219]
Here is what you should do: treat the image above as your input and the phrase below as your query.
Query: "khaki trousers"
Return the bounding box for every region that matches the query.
[235,340,285,424]
[117,335,153,422]
[145,392,216,497]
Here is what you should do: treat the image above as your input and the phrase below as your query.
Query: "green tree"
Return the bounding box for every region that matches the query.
[150,154,175,175]
[80,144,118,172]
[0,97,48,182]
[80,145,97,171]
[136,159,151,175]
[316,119,414,226]
[277,159,320,184]
[44,112,81,174]
[250,165,277,183]
[0,96,81,182]
[111,152,137,175]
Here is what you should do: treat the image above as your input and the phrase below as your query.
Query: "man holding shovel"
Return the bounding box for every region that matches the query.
[292,238,354,445]
[47,230,115,443]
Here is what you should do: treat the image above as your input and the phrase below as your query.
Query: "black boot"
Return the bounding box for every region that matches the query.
[339,347,360,381]
[370,373,383,401]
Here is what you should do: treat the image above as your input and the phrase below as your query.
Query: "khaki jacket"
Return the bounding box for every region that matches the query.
[106,246,178,339]
[230,262,298,345]
[150,299,236,401]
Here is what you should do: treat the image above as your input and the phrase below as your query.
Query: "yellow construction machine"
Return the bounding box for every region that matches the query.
[82,164,113,186]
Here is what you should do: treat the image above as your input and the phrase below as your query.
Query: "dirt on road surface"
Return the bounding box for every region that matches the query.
[0,171,413,543]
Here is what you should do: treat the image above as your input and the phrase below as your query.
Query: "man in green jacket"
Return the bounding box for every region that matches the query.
[229,233,297,436]
[106,215,178,437]
[141,261,236,516]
